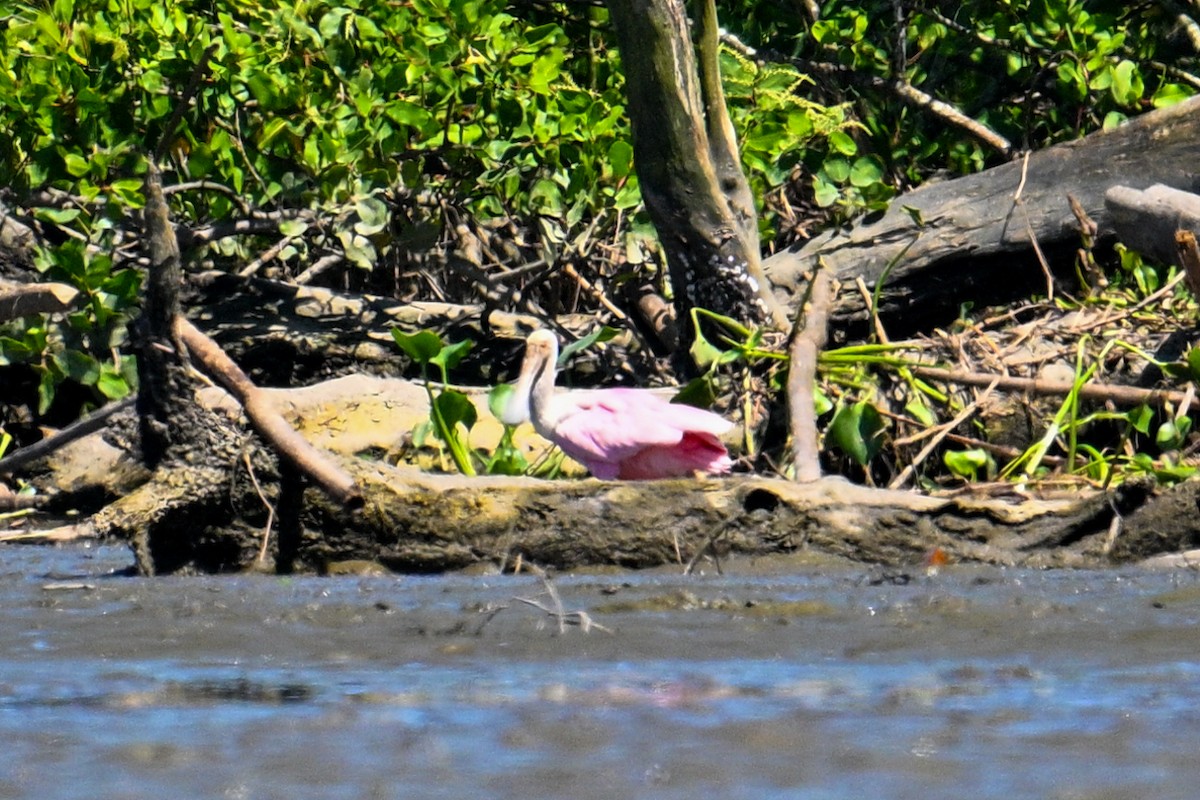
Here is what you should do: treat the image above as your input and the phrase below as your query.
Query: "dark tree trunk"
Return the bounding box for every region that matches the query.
[606,0,789,340]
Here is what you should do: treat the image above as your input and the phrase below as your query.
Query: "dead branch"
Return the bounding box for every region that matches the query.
[174,317,362,508]
[0,281,79,321]
[788,262,834,482]
[0,397,134,476]
[910,365,1192,408]
[1175,230,1200,298]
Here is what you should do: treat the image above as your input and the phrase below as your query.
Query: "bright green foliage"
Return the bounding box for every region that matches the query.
[0,241,139,413]
[0,0,860,421]
[391,328,479,475]
[722,0,1196,186]
[391,327,529,476]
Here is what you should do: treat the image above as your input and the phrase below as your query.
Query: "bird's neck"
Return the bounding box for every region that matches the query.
[527,359,558,433]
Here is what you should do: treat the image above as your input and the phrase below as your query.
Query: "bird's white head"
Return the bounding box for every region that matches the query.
[498,329,559,426]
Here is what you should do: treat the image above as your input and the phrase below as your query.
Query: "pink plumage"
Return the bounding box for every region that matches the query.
[500,331,733,480]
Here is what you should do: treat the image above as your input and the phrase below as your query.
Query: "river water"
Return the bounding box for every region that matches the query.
[3,542,1200,799]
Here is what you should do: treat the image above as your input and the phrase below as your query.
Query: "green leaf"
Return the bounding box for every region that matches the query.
[559,326,619,365]
[943,448,994,481]
[1186,347,1200,381]
[608,140,633,180]
[689,330,726,369]
[354,195,390,236]
[1156,416,1192,451]
[430,338,472,374]
[1127,404,1153,435]
[848,156,883,188]
[391,329,443,364]
[488,382,517,421]
[96,364,131,399]
[62,152,90,177]
[673,376,717,409]
[812,176,840,208]
[434,389,477,432]
[33,207,81,225]
[827,400,886,465]
[828,130,857,156]
[53,350,100,385]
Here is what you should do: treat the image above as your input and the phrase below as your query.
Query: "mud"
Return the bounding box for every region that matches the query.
[4,543,1200,799]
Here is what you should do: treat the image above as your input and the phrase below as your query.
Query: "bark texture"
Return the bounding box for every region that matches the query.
[765,96,1200,337]
[606,0,788,333]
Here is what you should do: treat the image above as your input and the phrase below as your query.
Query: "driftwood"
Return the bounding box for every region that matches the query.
[765,96,1200,336]
[0,280,79,321]
[66,454,1186,572]
[1105,183,1200,269]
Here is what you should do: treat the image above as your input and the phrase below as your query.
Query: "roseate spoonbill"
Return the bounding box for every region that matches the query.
[500,330,734,479]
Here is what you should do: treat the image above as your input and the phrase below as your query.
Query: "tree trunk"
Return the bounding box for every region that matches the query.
[764,96,1200,338]
[606,0,789,339]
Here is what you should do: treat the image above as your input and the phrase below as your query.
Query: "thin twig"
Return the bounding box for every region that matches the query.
[684,519,732,575]
[889,379,998,489]
[1012,151,1054,302]
[242,451,277,565]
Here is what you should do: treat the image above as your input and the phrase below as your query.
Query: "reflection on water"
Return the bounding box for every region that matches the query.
[2,543,1200,799]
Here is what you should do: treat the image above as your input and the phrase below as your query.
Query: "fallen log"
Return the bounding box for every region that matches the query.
[1105,183,1200,271]
[765,96,1200,337]
[84,454,1170,573]
[0,279,79,321]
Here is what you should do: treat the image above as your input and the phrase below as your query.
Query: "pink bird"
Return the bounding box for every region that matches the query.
[500,330,734,480]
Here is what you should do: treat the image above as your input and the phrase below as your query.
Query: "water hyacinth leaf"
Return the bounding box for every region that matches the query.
[486,442,528,476]
[558,326,619,366]
[689,330,726,370]
[673,376,718,409]
[488,383,516,422]
[430,338,473,374]
[827,400,886,465]
[1156,416,1192,451]
[434,389,477,433]
[944,448,994,481]
[391,329,443,364]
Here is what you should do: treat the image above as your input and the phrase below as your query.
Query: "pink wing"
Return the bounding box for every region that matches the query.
[549,388,731,469]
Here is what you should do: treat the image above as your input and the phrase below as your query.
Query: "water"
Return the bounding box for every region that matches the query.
[2,543,1200,799]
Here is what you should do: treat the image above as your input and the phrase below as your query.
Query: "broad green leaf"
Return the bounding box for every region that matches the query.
[434,389,477,432]
[827,400,886,466]
[391,329,443,364]
[943,448,994,481]
[559,326,619,365]
[430,338,473,373]
[608,140,633,180]
[828,130,857,156]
